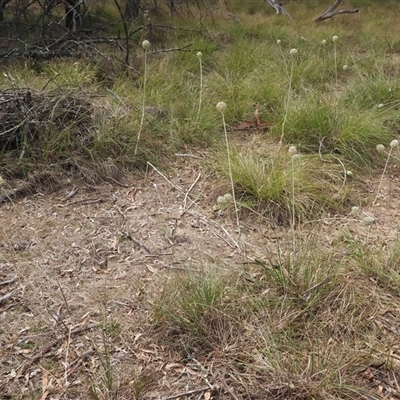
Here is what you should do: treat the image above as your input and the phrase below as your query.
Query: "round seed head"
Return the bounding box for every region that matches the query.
[350,206,360,216]
[288,145,297,155]
[216,101,227,113]
[332,35,339,43]
[376,144,385,153]
[141,40,150,51]
[343,64,348,71]
[362,216,375,226]
[276,39,281,45]
[197,51,202,59]
[289,48,298,56]
[321,39,327,45]
[390,139,399,148]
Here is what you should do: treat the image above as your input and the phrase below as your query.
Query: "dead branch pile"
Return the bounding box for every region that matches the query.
[0,88,93,149]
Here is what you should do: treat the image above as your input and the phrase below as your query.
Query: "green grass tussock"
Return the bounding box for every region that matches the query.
[216,143,350,222]
[153,235,396,399]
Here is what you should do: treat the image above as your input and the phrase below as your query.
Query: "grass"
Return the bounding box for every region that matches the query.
[2,1,400,399]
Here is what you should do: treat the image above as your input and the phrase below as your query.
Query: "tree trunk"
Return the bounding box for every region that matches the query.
[124,0,140,19]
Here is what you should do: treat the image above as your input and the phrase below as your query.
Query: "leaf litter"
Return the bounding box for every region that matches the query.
[1,154,400,398]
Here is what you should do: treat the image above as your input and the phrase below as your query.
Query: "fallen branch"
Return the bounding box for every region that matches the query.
[16,323,97,377]
[163,387,211,400]
[264,0,290,18]
[0,291,13,305]
[0,276,17,286]
[314,0,358,22]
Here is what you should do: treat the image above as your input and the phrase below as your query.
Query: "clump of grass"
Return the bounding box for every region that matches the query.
[153,271,237,351]
[273,91,393,166]
[346,236,400,293]
[152,236,388,399]
[216,142,349,224]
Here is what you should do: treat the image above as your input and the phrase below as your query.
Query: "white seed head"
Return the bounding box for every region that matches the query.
[350,206,360,216]
[362,216,375,226]
[216,101,227,113]
[288,145,297,155]
[376,144,385,153]
[390,139,399,148]
[141,40,150,51]
[321,39,327,45]
[217,193,232,206]
[378,103,384,109]
[289,48,298,56]
[332,35,339,43]
[346,170,353,177]
[0,175,4,187]
[197,51,202,59]
[342,64,348,71]
[223,193,233,202]
[276,39,281,45]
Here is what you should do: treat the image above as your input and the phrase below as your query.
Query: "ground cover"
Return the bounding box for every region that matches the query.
[2,1,400,399]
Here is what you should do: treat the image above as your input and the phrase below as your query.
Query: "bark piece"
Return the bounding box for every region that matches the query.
[315,0,358,22]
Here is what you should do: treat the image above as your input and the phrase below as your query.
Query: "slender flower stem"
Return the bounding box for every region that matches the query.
[332,37,339,86]
[134,48,148,156]
[373,147,393,207]
[197,53,203,120]
[221,111,241,235]
[280,56,295,146]
[291,156,296,230]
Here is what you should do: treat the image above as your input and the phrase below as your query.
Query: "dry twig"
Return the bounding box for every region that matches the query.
[163,387,211,400]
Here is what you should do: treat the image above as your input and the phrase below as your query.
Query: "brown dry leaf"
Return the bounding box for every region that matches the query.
[165,363,184,371]
[233,105,272,131]
[363,367,374,382]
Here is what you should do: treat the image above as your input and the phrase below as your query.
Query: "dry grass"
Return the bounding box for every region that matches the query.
[2,1,400,399]
[2,158,400,399]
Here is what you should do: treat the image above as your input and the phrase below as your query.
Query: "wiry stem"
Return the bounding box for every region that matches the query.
[197,55,203,120]
[280,57,294,146]
[134,49,148,156]
[333,42,338,86]
[222,111,241,235]
[373,147,393,207]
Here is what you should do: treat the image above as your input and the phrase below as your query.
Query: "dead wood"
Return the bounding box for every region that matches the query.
[163,387,212,400]
[0,291,13,304]
[264,0,291,18]
[0,277,17,286]
[0,88,92,151]
[16,323,98,377]
[314,0,358,22]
